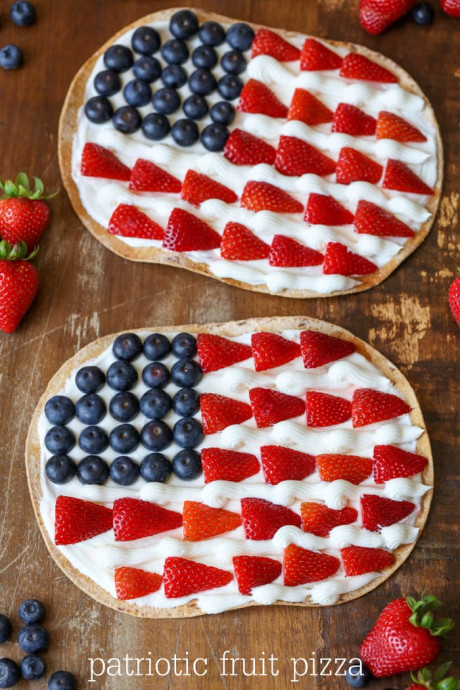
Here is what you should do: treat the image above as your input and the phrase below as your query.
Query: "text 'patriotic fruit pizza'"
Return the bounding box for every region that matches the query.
[26,317,433,618]
[59,8,442,298]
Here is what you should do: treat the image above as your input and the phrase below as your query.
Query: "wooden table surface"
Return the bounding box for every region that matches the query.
[0,1,458,688]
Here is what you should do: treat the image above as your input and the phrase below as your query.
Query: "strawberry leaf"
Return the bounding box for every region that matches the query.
[437,663,454,681]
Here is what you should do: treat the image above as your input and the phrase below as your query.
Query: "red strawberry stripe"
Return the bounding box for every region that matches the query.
[352,388,411,427]
[182,501,242,541]
[201,448,260,483]
[268,235,324,268]
[336,147,383,185]
[300,38,343,71]
[275,136,336,177]
[341,546,395,576]
[241,497,301,540]
[224,129,276,166]
[317,453,373,484]
[287,89,333,126]
[261,446,316,485]
[306,391,352,427]
[340,52,398,83]
[114,567,162,600]
[233,555,282,595]
[54,496,113,546]
[81,142,131,181]
[238,79,288,119]
[361,494,415,531]
[283,544,340,585]
[113,498,182,542]
[108,204,164,240]
[181,170,237,206]
[300,330,356,368]
[323,242,378,276]
[129,159,182,193]
[241,180,303,214]
[163,557,233,598]
[373,445,428,483]
[353,200,414,238]
[220,222,270,261]
[383,159,434,195]
[332,103,377,136]
[301,503,358,537]
[251,331,301,371]
[376,111,427,143]
[200,393,252,434]
[251,28,301,61]
[162,208,221,252]
[305,193,354,226]
[249,387,305,427]
[197,333,252,372]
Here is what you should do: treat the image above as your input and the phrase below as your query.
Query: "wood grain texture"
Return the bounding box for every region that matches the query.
[0,1,458,688]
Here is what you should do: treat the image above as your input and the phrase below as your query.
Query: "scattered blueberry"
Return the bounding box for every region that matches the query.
[123,79,151,107]
[109,391,139,422]
[94,70,121,96]
[173,417,203,449]
[192,44,218,69]
[48,671,77,690]
[75,394,106,425]
[140,389,172,419]
[173,388,200,416]
[18,599,45,625]
[77,455,109,485]
[0,616,11,644]
[131,26,161,55]
[75,366,105,394]
[169,9,199,40]
[84,96,113,124]
[109,424,140,454]
[172,449,202,480]
[103,44,133,73]
[161,38,189,65]
[171,119,199,147]
[45,396,75,425]
[140,453,172,482]
[109,456,140,486]
[20,654,46,681]
[201,123,229,152]
[210,101,235,126]
[0,45,23,70]
[221,50,246,75]
[107,361,138,391]
[142,112,170,140]
[133,55,161,83]
[172,332,197,357]
[199,21,226,47]
[44,426,75,455]
[183,94,209,120]
[113,332,143,361]
[142,361,170,388]
[18,624,50,654]
[188,68,216,96]
[161,64,187,89]
[413,2,435,24]
[144,333,171,360]
[113,105,142,134]
[0,658,20,688]
[140,420,173,452]
[45,455,77,485]
[217,74,243,100]
[78,426,109,455]
[171,358,203,387]
[345,664,372,688]
[226,22,255,51]
[153,87,181,115]
[10,1,36,25]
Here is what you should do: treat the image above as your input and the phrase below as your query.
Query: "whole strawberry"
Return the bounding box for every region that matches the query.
[407,662,460,690]
[448,270,460,326]
[360,0,417,34]
[0,240,39,333]
[360,595,455,678]
[441,0,460,17]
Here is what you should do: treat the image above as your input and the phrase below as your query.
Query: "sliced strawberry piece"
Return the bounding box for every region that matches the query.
[201,448,260,483]
[287,88,333,126]
[373,445,428,484]
[284,544,340,585]
[108,204,164,240]
[316,453,373,484]
[275,136,336,177]
[162,208,221,252]
[261,445,316,485]
[114,567,162,600]
[251,331,301,371]
[129,159,182,193]
[304,193,354,226]
[352,388,411,427]
[332,103,377,136]
[113,498,182,542]
[251,27,301,61]
[300,330,356,368]
[300,38,343,71]
[181,170,237,206]
[361,494,415,532]
[224,129,276,166]
[268,235,324,267]
[341,546,395,576]
[241,497,301,540]
[183,501,242,541]
[249,387,305,428]
[442,0,460,17]
[200,393,252,434]
[336,147,383,185]
[376,111,427,143]
[54,496,113,546]
[323,241,378,276]
[233,555,282,595]
[197,333,252,372]
[306,391,352,427]
[301,503,358,537]
[163,557,233,598]
[382,159,434,195]
[241,180,303,214]
[220,222,270,261]
[81,142,131,181]
[353,200,414,238]
[238,79,288,119]
[340,52,398,83]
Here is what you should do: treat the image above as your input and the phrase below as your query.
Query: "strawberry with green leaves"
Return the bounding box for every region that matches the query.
[0,240,39,333]
[407,663,460,690]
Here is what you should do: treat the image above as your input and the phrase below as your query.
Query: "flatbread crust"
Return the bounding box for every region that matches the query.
[58,8,443,299]
[26,316,433,617]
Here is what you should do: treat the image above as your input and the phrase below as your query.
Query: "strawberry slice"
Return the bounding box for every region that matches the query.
[275,136,336,177]
[249,387,305,428]
[81,142,131,181]
[241,180,303,214]
[162,208,221,252]
[442,0,460,16]
[108,204,164,240]
[241,497,301,540]
[352,388,411,427]
[323,241,378,276]
[181,170,237,206]
[359,0,417,36]
[129,159,182,193]
[336,147,383,185]
[376,111,427,143]
[200,393,252,434]
[353,200,414,238]
[283,544,340,585]
[300,330,356,368]
[224,129,276,166]
[287,89,333,126]
[54,496,113,546]
[220,222,270,261]
[114,567,162,601]
[316,453,373,484]
[304,193,354,226]
[340,53,398,83]
[113,498,182,542]
[251,28,301,61]
[183,501,242,541]
[201,448,259,483]
[197,333,252,372]
[261,445,316,485]
[306,391,352,427]
[233,555,282,595]
[300,38,343,71]
[332,103,377,136]
[251,331,301,371]
[361,494,415,532]
[238,79,288,119]
[341,546,395,576]
[373,445,428,483]
[301,503,358,537]
[163,557,233,598]
[382,159,434,195]
[268,235,324,267]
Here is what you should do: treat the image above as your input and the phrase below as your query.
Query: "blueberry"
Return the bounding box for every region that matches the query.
[172,332,197,357]
[183,94,208,120]
[133,56,161,83]
[0,616,11,644]
[84,96,113,124]
[0,45,23,70]
[75,394,106,425]
[45,426,75,455]
[94,70,121,96]
[169,10,199,40]
[345,664,372,688]
[144,333,171,360]
[113,106,142,134]
[123,79,151,107]
[140,389,172,419]
[172,449,202,480]
[48,671,77,690]
[109,456,140,486]
[109,424,139,454]
[113,332,143,361]
[153,87,181,115]
[210,101,235,126]
[161,64,187,89]
[131,26,161,55]
[142,113,170,140]
[20,655,45,681]
[140,420,172,451]
[173,417,203,449]
[18,625,49,654]
[75,366,105,394]
[201,123,229,152]
[171,119,199,147]
[140,453,172,482]
[217,74,243,100]
[18,599,45,624]
[199,21,226,47]
[189,68,216,96]
[109,391,139,422]
[104,44,133,72]
[192,45,218,69]
[45,396,75,425]
[77,455,109,484]
[142,361,170,388]
[413,2,435,24]
[171,358,203,387]
[107,361,138,391]
[161,38,189,65]
[78,426,109,454]
[45,455,77,485]
[10,1,36,25]
[0,658,20,688]
[221,50,246,75]
[173,388,200,416]
[226,23,255,51]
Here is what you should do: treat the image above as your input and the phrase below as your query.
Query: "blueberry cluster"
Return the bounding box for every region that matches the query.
[0,2,36,70]
[84,9,255,150]
[44,332,204,486]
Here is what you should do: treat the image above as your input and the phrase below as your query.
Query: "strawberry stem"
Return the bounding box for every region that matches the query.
[410,662,460,690]
[407,595,455,637]
[0,240,39,261]
[0,172,58,200]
